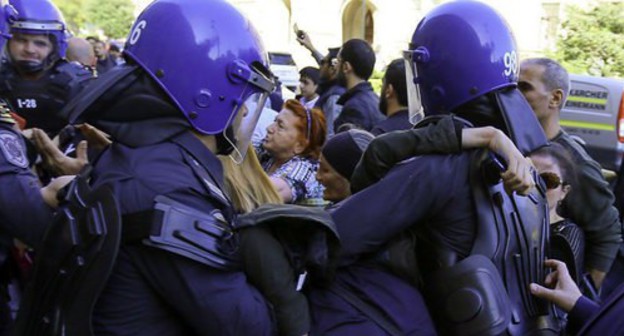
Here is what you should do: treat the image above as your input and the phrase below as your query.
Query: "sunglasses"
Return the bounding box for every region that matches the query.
[540,172,565,190]
[320,58,339,67]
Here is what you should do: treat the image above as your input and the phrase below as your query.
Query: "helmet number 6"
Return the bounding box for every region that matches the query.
[129,20,147,45]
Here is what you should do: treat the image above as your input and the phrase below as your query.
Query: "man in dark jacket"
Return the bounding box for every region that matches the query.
[315,48,345,137]
[518,57,622,290]
[371,58,412,135]
[334,39,384,132]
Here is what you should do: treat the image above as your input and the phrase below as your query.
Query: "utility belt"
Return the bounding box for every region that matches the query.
[121,195,240,271]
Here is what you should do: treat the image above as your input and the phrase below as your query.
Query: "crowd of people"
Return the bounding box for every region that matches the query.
[0,0,624,335]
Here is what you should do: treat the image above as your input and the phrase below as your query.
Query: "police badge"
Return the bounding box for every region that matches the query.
[0,130,28,168]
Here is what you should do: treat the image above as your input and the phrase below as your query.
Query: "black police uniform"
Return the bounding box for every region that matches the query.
[88,130,274,336]
[0,102,52,333]
[309,90,556,336]
[0,59,94,136]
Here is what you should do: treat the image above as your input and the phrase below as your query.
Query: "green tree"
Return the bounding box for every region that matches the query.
[56,0,87,35]
[85,0,135,39]
[554,3,624,77]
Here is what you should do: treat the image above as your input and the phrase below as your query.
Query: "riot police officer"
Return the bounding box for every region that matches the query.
[0,1,74,333]
[0,0,93,137]
[19,0,278,335]
[308,2,557,335]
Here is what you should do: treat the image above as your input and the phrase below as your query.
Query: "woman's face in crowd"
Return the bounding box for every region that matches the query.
[263,108,304,158]
[531,154,570,217]
[316,154,351,203]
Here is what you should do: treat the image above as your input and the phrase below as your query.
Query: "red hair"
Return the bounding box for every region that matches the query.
[283,99,326,160]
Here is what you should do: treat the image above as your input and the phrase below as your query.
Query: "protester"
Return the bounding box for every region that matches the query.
[371,58,412,135]
[531,259,624,335]
[333,39,384,132]
[258,99,327,206]
[519,57,621,289]
[298,66,320,110]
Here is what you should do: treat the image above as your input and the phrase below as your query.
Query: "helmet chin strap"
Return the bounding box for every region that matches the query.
[14,60,45,74]
[215,125,236,155]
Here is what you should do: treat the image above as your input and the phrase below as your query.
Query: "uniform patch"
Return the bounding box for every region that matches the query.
[0,131,28,168]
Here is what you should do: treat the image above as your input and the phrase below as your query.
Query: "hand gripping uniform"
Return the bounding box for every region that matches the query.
[308,2,557,335]
[0,0,94,136]
[14,0,281,335]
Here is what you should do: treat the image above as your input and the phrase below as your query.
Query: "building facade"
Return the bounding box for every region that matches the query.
[225,0,556,69]
[131,0,616,70]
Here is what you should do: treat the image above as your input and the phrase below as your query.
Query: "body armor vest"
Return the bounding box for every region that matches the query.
[0,60,93,136]
[419,149,558,336]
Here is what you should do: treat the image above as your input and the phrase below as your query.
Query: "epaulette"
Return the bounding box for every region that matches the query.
[0,100,15,125]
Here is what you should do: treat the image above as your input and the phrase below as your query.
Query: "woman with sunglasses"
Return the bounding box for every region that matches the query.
[258,99,327,206]
[532,144,585,285]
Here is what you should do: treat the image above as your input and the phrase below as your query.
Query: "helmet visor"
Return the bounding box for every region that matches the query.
[222,60,275,164]
[403,50,425,125]
[225,91,270,164]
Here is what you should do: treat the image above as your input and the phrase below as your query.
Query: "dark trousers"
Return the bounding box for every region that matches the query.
[92,245,274,336]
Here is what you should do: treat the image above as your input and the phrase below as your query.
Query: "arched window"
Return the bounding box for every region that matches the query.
[364,9,374,45]
[342,0,375,44]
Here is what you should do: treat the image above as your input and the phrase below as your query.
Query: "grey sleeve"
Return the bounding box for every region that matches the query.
[311,50,324,65]
[562,159,622,272]
[322,95,342,137]
[350,116,462,193]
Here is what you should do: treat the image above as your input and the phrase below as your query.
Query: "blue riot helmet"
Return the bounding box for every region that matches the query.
[7,0,68,73]
[124,0,276,163]
[0,1,16,49]
[404,0,547,154]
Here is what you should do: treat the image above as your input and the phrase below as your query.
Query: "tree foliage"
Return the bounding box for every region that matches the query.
[56,0,87,35]
[85,0,135,39]
[554,3,624,77]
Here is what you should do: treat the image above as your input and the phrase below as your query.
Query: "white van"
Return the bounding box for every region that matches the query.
[560,74,624,172]
[268,52,299,93]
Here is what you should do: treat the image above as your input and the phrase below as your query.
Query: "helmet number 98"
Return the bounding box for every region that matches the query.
[503,51,517,77]
[129,20,147,45]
